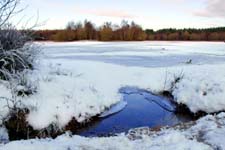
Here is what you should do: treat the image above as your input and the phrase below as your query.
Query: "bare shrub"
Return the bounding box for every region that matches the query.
[170,71,184,92]
[0,26,39,79]
[161,71,185,98]
[0,0,40,137]
[0,26,27,50]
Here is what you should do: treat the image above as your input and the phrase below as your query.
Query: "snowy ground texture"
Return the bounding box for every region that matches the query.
[0,41,225,149]
[1,113,225,150]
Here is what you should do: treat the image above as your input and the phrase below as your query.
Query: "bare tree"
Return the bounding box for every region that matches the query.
[0,0,21,29]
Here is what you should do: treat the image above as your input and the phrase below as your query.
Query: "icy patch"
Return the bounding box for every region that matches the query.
[143,92,175,112]
[120,87,176,112]
[99,100,127,118]
[0,127,8,144]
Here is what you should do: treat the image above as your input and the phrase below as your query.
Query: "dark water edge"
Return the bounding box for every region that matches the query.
[77,87,193,137]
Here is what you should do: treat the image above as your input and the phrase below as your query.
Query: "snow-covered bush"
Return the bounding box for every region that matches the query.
[0,26,38,80]
[0,0,39,80]
[0,0,40,137]
[0,27,27,50]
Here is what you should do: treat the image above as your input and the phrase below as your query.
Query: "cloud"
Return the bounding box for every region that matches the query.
[76,9,136,19]
[194,0,225,18]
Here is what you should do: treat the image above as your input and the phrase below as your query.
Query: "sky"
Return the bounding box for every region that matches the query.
[13,0,225,30]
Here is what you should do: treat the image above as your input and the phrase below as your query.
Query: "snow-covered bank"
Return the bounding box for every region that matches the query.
[27,59,225,129]
[1,113,225,150]
[15,60,224,129]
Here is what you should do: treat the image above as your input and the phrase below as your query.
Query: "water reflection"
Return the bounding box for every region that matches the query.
[78,87,192,137]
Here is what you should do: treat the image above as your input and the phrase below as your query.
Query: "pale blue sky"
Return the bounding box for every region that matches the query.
[14,0,225,30]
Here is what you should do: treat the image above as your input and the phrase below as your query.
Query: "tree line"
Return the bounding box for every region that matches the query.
[34,20,225,41]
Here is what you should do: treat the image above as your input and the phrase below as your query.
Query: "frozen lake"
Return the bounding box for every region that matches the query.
[42,41,225,67]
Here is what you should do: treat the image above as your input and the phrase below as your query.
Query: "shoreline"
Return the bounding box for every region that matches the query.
[34,40,225,43]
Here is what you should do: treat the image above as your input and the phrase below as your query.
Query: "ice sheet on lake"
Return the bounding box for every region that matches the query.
[119,87,176,112]
[144,94,176,112]
[44,41,225,68]
[99,100,128,118]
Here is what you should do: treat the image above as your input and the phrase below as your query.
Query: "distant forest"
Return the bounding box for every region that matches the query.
[34,20,225,41]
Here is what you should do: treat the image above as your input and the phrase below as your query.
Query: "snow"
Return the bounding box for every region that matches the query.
[25,60,225,129]
[2,113,225,150]
[25,60,168,129]
[0,127,8,144]
[0,41,225,149]
[0,81,12,124]
[0,132,210,150]
[43,41,225,68]
[173,66,225,113]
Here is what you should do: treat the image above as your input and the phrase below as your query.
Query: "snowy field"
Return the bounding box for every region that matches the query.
[1,41,225,149]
